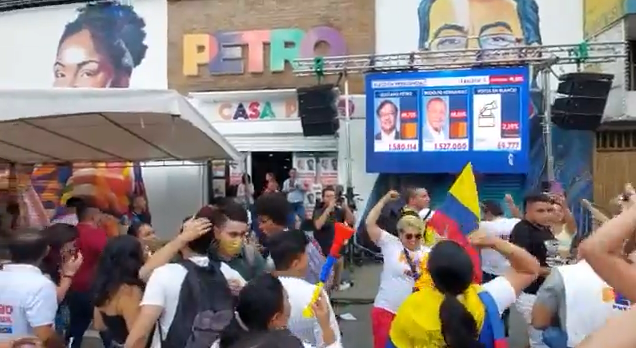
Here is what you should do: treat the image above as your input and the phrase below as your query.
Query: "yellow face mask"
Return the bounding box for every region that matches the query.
[219,238,243,256]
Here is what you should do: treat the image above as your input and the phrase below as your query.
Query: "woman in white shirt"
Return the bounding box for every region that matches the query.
[213,273,341,348]
[387,231,540,347]
[365,190,431,348]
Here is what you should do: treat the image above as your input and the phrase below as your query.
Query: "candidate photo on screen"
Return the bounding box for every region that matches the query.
[422,96,449,141]
[374,99,401,141]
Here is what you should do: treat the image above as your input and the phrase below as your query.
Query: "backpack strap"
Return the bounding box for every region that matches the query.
[243,244,257,268]
[477,291,508,348]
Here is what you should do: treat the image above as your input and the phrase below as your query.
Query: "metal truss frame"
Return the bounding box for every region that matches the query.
[292,42,627,75]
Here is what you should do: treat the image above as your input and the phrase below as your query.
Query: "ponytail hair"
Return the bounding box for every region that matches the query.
[428,240,483,348]
[439,293,483,348]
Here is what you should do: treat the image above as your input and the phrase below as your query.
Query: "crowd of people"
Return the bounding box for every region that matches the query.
[1,180,636,348]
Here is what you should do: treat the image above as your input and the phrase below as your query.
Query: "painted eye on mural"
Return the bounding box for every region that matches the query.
[479,34,518,48]
[430,36,467,50]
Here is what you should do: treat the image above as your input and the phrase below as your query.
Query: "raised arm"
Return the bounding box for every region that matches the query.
[581,199,610,224]
[365,190,399,244]
[138,218,210,281]
[579,185,636,302]
[504,194,522,219]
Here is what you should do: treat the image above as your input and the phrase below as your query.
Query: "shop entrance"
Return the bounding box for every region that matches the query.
[251,152,293,197]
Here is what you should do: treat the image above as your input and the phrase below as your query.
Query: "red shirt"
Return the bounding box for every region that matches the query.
[71,222,108,292]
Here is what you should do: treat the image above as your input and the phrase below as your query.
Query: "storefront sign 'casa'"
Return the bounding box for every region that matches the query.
[215,96,355,121]
[183,26,347,75]
[217,98,298,120]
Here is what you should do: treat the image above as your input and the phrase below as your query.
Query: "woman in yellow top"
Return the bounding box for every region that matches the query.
[386,230,540,348]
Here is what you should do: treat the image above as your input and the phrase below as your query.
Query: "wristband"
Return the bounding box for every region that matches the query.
[62,274,74,279]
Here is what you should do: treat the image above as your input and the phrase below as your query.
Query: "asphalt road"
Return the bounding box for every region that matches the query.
[81,263,530,348]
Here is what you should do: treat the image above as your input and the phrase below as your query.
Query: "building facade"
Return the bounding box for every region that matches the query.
[584,0,636,208]
[169,0,375,215]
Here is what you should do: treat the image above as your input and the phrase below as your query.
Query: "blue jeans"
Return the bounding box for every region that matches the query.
[290,202,306,222]
[542,327,569,348]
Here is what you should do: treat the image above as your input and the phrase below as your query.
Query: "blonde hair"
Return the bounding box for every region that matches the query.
[397,215,435,246]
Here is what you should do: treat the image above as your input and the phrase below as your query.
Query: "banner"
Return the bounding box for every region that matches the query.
[229,161,244,186]
[318,157,338,186]
[211,160,226,177]
[293,155,317,218]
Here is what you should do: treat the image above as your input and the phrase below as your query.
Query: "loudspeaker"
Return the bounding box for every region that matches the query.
[551,72,614,131]
[297,84,340,137]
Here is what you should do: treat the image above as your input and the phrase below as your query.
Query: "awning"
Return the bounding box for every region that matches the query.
[0,88,241,164]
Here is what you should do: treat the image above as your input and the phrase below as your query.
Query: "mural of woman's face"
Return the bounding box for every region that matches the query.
[54,29,128,88]
[426,0,523,51]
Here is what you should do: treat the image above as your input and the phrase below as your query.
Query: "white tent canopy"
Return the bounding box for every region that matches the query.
[0,88,241,164]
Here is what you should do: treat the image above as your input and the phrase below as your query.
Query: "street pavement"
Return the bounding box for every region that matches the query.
[81,263,530,348]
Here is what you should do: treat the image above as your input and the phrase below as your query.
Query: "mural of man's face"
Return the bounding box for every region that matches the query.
[426,99,446,131]
[426,0,523,52]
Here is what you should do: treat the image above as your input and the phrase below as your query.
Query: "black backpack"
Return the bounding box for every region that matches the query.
[161,259,235,348]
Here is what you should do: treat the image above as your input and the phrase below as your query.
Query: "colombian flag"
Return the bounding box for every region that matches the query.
[428,163,482,283]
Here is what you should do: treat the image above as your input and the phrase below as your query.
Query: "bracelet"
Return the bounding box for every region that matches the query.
[62,274,74,278]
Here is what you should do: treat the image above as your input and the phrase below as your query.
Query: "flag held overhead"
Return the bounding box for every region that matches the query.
[428,163,482,283]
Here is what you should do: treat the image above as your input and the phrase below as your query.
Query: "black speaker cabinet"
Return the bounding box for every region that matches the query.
[297,84,340,137]
[551,72,614,131]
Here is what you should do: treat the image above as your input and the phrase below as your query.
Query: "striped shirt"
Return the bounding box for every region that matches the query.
[279,276,341,347]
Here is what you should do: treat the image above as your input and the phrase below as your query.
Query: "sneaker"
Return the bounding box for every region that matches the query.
[337,281,352,291]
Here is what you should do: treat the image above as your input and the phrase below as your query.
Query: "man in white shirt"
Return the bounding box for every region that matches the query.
[402,187,434,220]
[269,229,341,347]
[479,200,520,337]
[422,97,449,141]
[124,212,247,348]
[374,100,401,141]
[480,200,521,281]
[0,229,60,347]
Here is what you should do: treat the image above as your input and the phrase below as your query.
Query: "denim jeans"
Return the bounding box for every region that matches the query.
[290,201,306,221]
[542,327,569,348]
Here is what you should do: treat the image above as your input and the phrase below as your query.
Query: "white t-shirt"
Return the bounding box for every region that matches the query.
[479,218,521,276]
[418,208,435,220]
[0,264,57,339]
[278,277,341,347]
[374,230,431,313]
[481,276,518,315]
[141,256,246,348]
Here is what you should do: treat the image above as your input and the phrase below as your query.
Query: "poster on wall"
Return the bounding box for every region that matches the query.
[293,155,317,217]
[228,161,244,186]
[318,157,338,186]
[0,0,168,233]
[212,179,226,198]
[211,160,226,177]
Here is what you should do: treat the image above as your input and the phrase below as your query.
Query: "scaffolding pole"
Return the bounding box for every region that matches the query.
[293,42,627,199]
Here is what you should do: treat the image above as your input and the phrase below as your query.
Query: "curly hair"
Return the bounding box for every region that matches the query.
[59,1,148,75]
[93,235,144,307]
